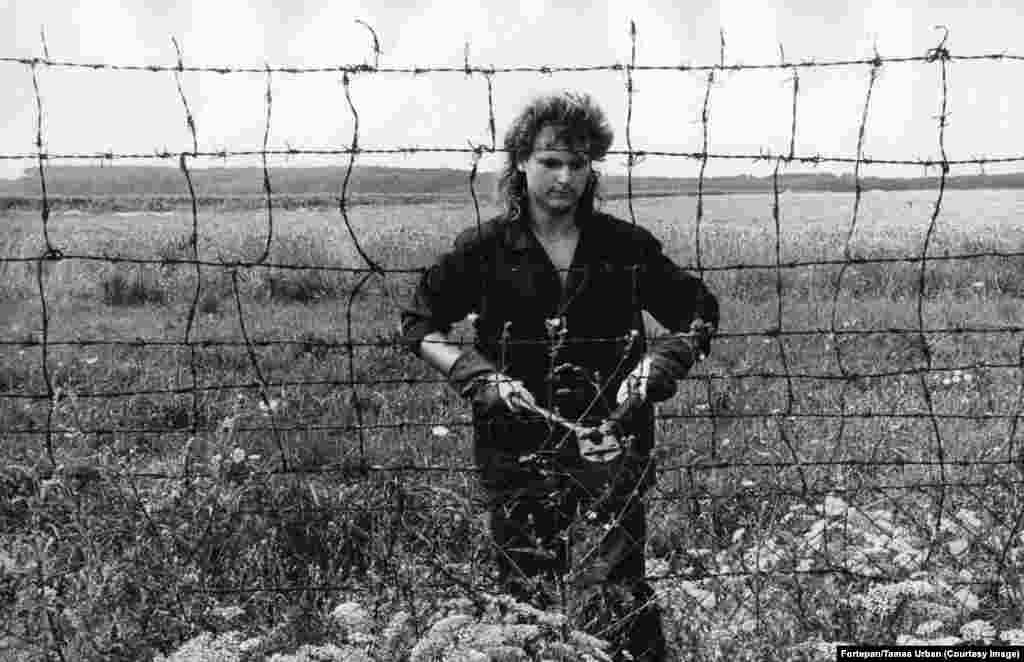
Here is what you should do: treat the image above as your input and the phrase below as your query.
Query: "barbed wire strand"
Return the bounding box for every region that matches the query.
[919,26,953,565]
[29,31,59,471]
[10,144,1024,169]
[782,42,799,161]
[7,51,1024,75]
[770,157,807,499]
[173,37,205,468]
[257,64,275,265]
[625,20,638,227]
[827,49,881,486]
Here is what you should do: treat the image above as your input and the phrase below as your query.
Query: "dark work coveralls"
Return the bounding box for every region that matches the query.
[401,208,719,660]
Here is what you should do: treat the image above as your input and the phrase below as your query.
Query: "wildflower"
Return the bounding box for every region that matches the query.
[947,538,968,556]
[231,447,246,464]
[259,397,281,414]
[211,605,245,621]
[953,587,980,612]
[858,580,937,616]
[646,558,669,578]
[960,620,996,642]
[822,495,848,517]
[238,637,262,654]
[677,580,717,610]
[916,620,945,636]
[956,509,982,529]
[958,623,991,643]
[466,311,479,325]
[84,356,98,365]
[1000,629,1024,645]
[431,425,450,437]
[331,601,371,633]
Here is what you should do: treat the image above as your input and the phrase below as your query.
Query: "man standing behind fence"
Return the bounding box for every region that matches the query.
[401,90,718,661]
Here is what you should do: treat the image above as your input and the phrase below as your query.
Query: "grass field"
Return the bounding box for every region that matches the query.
[2,188,1024,660]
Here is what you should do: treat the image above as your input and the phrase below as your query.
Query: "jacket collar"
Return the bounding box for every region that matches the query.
[503,208,602,254]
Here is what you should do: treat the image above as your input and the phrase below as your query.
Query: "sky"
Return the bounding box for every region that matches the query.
[2,0,1023,181]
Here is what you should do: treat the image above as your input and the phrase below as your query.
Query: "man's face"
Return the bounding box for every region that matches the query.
[517,124,592,219]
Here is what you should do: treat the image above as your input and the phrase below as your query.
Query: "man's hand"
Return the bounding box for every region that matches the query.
[447,348,537,414]
[615,318,714,406]
[615,355,677,405]
[470,373,538,414]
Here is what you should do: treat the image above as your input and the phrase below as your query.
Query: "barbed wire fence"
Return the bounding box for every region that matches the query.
[2,18,1024,661]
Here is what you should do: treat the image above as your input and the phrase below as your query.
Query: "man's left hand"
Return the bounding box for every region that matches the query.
[615,319,714,406]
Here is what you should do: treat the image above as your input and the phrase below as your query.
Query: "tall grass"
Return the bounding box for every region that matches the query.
[1,190,1023,660]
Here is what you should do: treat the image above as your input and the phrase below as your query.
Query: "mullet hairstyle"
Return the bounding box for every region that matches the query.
[497,91,615,221]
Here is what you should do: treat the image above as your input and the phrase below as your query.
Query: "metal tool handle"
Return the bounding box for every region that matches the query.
[510,394,622,463]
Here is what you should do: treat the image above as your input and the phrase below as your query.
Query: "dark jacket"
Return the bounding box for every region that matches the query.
[401,209,719,489]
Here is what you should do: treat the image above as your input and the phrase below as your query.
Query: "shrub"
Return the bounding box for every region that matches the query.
[100,265,168,306]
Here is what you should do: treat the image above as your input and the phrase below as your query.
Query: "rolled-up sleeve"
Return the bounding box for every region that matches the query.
[639,234,720,355]
[400,230,481,355]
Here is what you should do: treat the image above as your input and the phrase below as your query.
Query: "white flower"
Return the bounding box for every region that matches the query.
[960,619,996,642]
[211,605,245,621]
[259,397,281,414]
[822,496,848,517]
[947,538,968,556]
[954,587,980,612]
[999,629,1024,645]
[83,356,99,365]
[331,601,372,633]
[431,426,450,437]
[956,509,982,529]
[231,447,246,464]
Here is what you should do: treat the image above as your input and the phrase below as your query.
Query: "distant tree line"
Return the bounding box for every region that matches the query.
[2,166,1024,198]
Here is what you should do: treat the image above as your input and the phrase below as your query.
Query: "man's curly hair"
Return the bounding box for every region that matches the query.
[497,91,614,221]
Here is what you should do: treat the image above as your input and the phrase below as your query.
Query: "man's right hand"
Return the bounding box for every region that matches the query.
[447,348,537,414]
[469,373,538,414]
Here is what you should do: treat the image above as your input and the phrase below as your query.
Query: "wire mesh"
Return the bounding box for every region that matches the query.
[2,20,1024,661]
